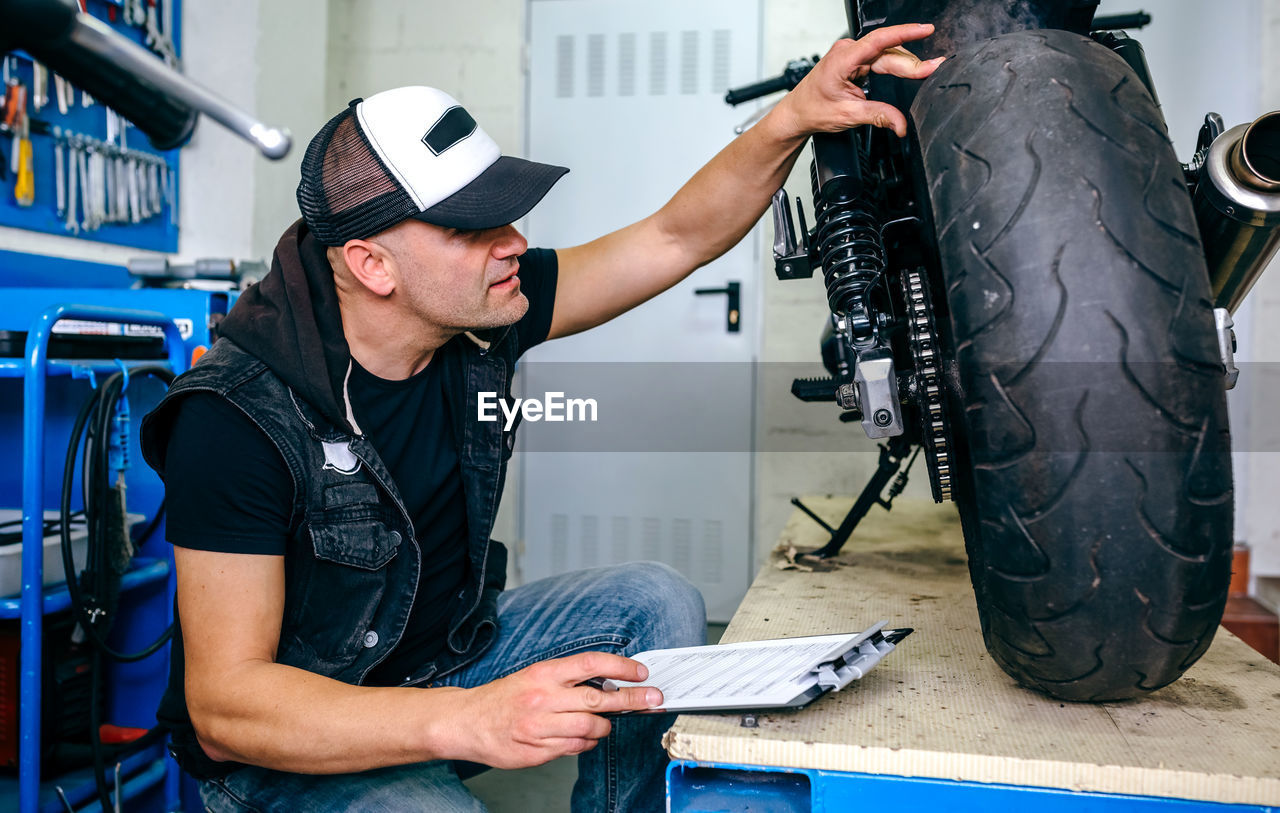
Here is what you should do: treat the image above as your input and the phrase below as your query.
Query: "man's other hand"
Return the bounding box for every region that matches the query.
[776,23,943,139]
[452,651,662,770]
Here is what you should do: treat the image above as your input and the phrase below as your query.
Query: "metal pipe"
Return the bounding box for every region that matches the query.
[1193,112,1280,313]
[66,14,291,159]
[1231,111,1280,192]
[1092,12,1153,30]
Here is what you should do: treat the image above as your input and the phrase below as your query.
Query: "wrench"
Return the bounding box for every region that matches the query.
[77,145,92,230]
[53,127,65,218]
[65,138,79,233]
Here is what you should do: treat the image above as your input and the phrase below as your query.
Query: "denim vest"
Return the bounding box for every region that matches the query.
[141,329,521,687]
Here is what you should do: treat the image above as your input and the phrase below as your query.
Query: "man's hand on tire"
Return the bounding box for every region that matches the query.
[777,23,944,138]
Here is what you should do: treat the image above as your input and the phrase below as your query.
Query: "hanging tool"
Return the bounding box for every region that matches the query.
[144,0,179,68]
[14,117,34,207]
[1,55,13,108]
[77,142,92,230]
[148,160,160,214]
[54,126,66,218]
[54,73,71,115]
[2,78,23,130]
[69,0,93,109]
[4,82,26,185]
[127,156,140,222]
[65,136,80,233]
[161,0,173,52]
[106,106,119,146]
[32,62,49,112]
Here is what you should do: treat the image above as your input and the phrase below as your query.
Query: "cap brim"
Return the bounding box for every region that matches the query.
[413,156,569,230]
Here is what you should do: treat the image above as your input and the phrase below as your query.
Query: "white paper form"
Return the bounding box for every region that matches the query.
[607,623,892,712]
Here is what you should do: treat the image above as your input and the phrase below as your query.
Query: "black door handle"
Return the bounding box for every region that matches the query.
[693,281,741,333]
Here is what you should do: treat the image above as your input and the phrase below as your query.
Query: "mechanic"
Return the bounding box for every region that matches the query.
[139,23,940,813]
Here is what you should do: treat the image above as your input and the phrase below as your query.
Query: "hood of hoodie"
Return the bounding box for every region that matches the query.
[218,219,362,435]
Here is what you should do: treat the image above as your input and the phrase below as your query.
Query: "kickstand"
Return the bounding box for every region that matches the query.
[792,435,919,559]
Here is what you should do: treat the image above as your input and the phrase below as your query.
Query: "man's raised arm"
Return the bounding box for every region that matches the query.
[547,23,943,341]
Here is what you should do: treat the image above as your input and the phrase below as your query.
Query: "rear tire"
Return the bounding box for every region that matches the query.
[909,29,1233,701]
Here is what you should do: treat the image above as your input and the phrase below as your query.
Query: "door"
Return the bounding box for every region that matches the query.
[522,0,762,621]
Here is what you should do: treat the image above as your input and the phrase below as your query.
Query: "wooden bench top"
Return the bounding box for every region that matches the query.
[663,498,1280,806]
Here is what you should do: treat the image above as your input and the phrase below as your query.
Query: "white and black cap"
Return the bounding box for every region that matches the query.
[297,86,568,246]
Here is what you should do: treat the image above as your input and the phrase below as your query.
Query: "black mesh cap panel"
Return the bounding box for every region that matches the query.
[296,108,420,246]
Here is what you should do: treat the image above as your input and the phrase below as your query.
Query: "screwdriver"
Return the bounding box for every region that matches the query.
[14,118,34,207]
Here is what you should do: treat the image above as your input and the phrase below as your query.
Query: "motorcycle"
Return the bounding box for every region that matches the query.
[728,0,1280,701]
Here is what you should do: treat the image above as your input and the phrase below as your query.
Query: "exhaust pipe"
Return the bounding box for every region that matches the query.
[1194,111,1280,313]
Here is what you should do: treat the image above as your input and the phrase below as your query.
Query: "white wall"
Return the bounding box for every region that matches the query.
[181,0,329,262]
[249,2,331,260]
[326,0,526,156]
[178,0,261,262]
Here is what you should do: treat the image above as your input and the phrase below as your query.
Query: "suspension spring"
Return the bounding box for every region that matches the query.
[810,158,886,339]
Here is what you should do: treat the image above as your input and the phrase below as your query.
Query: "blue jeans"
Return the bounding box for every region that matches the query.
[199,562,707,812]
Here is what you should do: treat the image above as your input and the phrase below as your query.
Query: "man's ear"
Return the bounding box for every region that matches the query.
[340,238,397,297]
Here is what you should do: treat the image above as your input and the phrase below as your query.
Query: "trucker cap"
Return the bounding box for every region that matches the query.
[297,86,569,246]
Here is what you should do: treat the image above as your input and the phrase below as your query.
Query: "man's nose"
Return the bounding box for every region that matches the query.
[492,224,528,259]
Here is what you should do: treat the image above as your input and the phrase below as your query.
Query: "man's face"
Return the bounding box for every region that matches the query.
[383,218,531,332]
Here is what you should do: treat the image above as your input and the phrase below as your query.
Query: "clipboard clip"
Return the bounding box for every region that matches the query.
[813,627,913,693]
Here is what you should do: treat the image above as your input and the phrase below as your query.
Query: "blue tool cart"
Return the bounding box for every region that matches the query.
[0,263,230,813]
[663,499,1280,812]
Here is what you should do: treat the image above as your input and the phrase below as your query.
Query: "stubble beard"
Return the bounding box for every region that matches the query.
[459,289,530,332]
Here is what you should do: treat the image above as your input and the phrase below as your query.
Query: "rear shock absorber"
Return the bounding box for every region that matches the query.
[810,130,886,343]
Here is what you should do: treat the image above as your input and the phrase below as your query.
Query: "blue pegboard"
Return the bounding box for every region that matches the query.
[0,0,182,252]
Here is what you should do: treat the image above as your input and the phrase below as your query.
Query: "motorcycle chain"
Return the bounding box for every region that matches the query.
[903,268,954,502]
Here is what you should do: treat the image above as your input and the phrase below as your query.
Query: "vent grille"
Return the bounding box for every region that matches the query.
[551,513,569,572]
[539,512,733,598]
[618,32,636,96]
[556,35,575,98]
[642,516,662,561]
[552,29,732,100]
[672,518,692,573]
[649,31,667,96]
[612,516,630,564]
[702,519,724,584]
[587,33,605,97]
[581,514,599,568]
[712,29,731,94]
[680,30,699,95]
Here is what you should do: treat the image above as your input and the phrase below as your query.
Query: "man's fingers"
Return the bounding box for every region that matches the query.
[550,651,649,685]
[577,684,664,713]
[851,101,909,137]
[842,23,935,68]
[872,47,945,80]
[554,737,599,756]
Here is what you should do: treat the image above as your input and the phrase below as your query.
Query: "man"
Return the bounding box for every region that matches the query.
[140,23,940,812]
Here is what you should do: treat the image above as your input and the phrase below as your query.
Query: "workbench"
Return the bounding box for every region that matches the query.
[663,498,1280,811]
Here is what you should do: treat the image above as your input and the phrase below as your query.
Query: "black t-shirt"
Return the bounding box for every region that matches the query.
[163,247,557,686]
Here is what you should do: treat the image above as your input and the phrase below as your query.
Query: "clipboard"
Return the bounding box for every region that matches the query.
[602,621,912,714]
